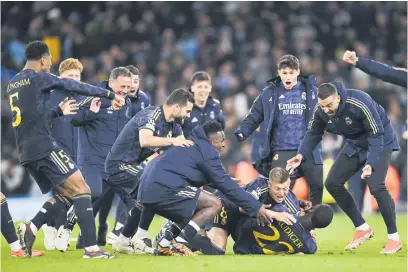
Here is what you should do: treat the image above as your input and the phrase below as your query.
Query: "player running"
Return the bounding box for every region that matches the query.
[7,41,123,258]
[287,82,402,254]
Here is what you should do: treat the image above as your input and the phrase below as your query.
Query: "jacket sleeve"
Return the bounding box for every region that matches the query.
[298,105,327,160]
[234,93,265,142]
[356,58,407,87]
[37,72,116,99]
[70,96,98,126]
[350,96,384,170]
[198,154,262,216]
[48,105,64,119]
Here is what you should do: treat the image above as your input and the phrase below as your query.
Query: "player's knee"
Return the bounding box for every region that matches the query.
[368,183,387,197]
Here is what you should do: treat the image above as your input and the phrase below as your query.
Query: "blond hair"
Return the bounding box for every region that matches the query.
[59,58,83,75]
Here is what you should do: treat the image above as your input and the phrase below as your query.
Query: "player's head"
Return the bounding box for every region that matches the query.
[58,58,83,81]
[165,88,195,124]
[125,65,140,97]
[268,167,291,203]
[317,83,341,117]
[191,71,212,105]
[109,67,132,98]
[277,55,300,90]
[202,120,225,152]
[299,204,333,231]
[25,41,52,72]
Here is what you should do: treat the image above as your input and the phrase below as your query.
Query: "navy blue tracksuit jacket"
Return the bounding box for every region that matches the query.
[137,126,262,217]
[182,96,225,137]
[356,58,407,87]
[71,81,142,169]
[235,75,322,165]
[299,82,400,170]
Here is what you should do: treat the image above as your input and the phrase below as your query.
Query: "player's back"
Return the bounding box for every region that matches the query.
[7,69,58,164]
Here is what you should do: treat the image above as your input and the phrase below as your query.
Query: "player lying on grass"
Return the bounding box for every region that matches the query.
[1,192,44,257]
[165,167,333,255]
[137,120,296,256]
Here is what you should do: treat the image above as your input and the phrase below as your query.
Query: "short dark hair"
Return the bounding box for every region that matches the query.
[277,55,299,70]
[109,67,132,80]
[202,120,223,137]
[165,88,195,106]
[25,41,50,61]
[268,167,290,184]
[317,83,338,100]
[191,71,211,84]
[125,65,139,76]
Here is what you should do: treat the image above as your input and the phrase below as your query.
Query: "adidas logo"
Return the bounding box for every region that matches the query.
[279,94,285,99]
[328,120,332,124]
[191,117,198,123]
[269,97,273,102]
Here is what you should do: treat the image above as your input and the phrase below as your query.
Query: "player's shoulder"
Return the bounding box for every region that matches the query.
[345,89,375,115]
[244,177,268,199]
[137,90,150,102]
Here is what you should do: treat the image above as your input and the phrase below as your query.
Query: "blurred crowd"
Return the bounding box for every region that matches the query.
[1,2,407,205]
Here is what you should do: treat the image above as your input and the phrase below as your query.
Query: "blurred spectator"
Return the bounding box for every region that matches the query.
[1,2,406,201]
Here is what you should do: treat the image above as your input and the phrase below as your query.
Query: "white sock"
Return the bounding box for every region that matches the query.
[158,238,171,247]
[115,222,124,231]
[175,236,188,243]
[356,223,369,231]
[134,228,148,240]
[10,240,21,251]
[388,232,400,241]
[84,245,99,251]
[188,220,200,232]
[118,233,129,244]
[29,222,38,235]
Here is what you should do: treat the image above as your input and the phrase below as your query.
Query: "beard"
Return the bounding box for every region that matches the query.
[174,117,184,125]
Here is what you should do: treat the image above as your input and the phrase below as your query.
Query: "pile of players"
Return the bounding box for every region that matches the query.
[2,41,405,258]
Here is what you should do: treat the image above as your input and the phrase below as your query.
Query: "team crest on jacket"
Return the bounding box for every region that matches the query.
[301,92,306,100]
[167,130,173,138]
[345,117,352,125]
[210,111,215,119]
[273,154,279,161]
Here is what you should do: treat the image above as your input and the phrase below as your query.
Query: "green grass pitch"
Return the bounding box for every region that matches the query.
[2,214,407,272]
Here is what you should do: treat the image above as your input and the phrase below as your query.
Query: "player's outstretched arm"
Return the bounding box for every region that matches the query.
[234,93,265,142]
[139,129,194,148]
[343,50,407,87]
[198,156,262,217]
[37,72,125,107]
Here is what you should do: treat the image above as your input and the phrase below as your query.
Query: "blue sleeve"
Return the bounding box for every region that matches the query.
[298,105,326,160]
[198,154,262,217]
[48,105,63,119]
[36,72,116,99]
[356,58,407,87]
[349,95,384,170]
[216,107,226,129]
[234,93,264,141]
[70,108,98,127]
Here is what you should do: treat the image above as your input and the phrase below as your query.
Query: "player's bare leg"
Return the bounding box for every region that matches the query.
[171,191,222,256]
[206,227,228,251]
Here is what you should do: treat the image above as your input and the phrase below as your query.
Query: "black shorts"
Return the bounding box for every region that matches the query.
[105,162,144,206]
[24,149,78,194]
[143,186,200,226]
[206,191,241,234]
